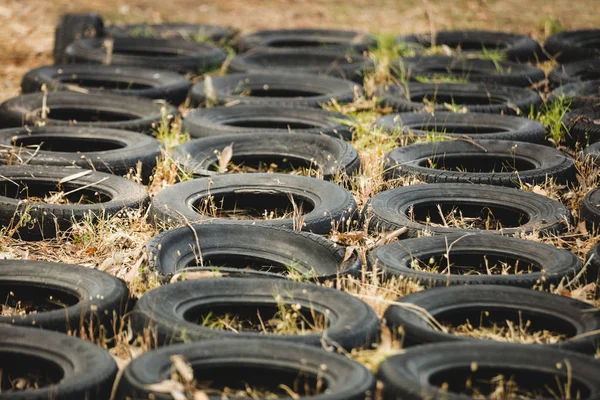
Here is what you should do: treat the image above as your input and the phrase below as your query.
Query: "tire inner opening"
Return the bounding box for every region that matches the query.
[417,154,536,173]
[208,155,319,174]
[269,39,341,48]
[413,124,508,134]
[249,54,349,68]
[185,254,306,276]
[14,136,126,152]
[0,283,79,316]
[42,107,141,122]
[0,180,112,204]
[408,253,541,275]
[224,118,323,130]
[236,87,324,98]
[56,76,154,90]
[194,192,314,220]
[410,202,529,229]
[0,352,64,391]
[429,366,590,399]
[415,93,507,105]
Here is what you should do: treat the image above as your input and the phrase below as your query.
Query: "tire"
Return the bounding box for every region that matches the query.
[0,92,179,134]
[548,59,600,86]
[53,13,104,64]
[64,37,227,74]
[394,56,545,87]
[228,48,375,82]
[189,72,359,108]
[583,140,600,165]
[545,30,600,62]
[117,339,375,400]
[369,233,582,288]
[21,64,191,105]
[0,126,163,181]
[562,106,600,145]
[0,325,117,400]
[364,183,571,237]
[384,285,599,353]
[580,187,600,233]
[396,30,544,62]
[376,83,542,115]
[0,165,149,239]
[235,28,377,53]
[384,139,576,187]
[378,342,600,400]
[375,112,546,143]
[0,259,129,335]
[131,277,379,350]
[105,22,238,45]
[149,173,357,234]
[182,105,355,140]
[171,132,360,180]
[551,80,600,109]
[585,242,600,284]
[147,223,361,282]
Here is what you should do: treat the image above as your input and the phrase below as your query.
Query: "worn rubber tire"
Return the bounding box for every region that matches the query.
[0,126,162,180]
[21,64,191,105]
[0,325,117,400]
[53,13,104,64]
[394,56,545,87]
[171,132,360,180]
[549,59,600,86]
[190,72,359,108]
[131,277,379,350]
[377,83,542,115]
[545,30,600,62]
[384,285,599,354]
[583,140,600,165]
[396,30,544,62]
[147,223,361,282]
[585,242,600,284]
[182,105,355,140]
[117,339,376,400]
[562,106,600,146]
[364,183,571,237]
[0,92,179,134]
[378,342,600,400]
[0,165,149,239]
[0,259,129,335]
[65,37,227,74]
[149,173,357,234]
[105,22,238,44]
[236,28,377,53]
[551,80,600,109]
[375,112,546,143]
[369,234,581,288]
[385,139,576,187]
[228,48,375,82]
[580,187,600,233]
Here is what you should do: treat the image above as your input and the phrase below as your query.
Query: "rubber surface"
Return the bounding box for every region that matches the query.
[105,22,238,44]
[545,30,600,62]
[549,59,600,85]
[53,13,104,64]
[562,105,600,146]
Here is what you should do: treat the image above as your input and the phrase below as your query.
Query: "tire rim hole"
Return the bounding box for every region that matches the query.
[209,155,319,175]
[0,352,64,391]
[55,76,154,91]
[413,124,509,134]
[409,203,530,229]
[223,118,322,130]
[187,254,309,276]
[418,154,537,173]
[0,180,112,204]
[236,87,325,98]
[0,283,79,316]
[408,253,541,275]
[268,39,340,48]
[14,136,126,152]
[415,94,507,105]
[429,366,590,399]
[37,107,141,123]
[243,54,355,68]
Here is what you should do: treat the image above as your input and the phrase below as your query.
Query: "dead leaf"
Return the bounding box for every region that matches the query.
[374,227,408,247]
[58,169,91,184]
[171,354,194,383]
[144,379,185,393]
[343,245,357,262]
[170,270,224,283]
[194,392,210,400]
[531,185,549,197]
[218,143,233,173]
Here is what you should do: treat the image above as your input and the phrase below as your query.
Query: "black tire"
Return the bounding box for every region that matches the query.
[580,187,600,233]
[384,139,576,187]
[0,165,149,239]
[117,339,375,400]
[396,30,544,62]
[0,325,117,400]
[21,64,191,105]
[369,233,582,288]
[583,140,600,165]
[171,132,360,180]
[105,22,238,45]
[0,92,179,134]
[147,223,361,282]
[378,342,600,400]
[0,126,163,180]
[375,112,546,143]
[376,83,542,115]
[384,285,599,353]
[394,56,545,87]
[585,242,600,284]
[228,48,375,82]
[0,259,129,335]
[131,277,379,350]
[182,105,355,140]
[236,28,377,53]
[551,80,600,109]
[53,13,104,64]
[64,37,227,74]
[562,106,600,145]
[545,30,600,62]
[149,173,357,234]
[189,72,359,108]
[548,59,600,86]
[364,183,570,237]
